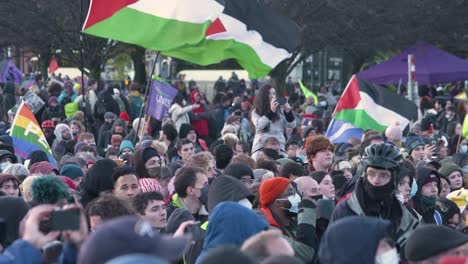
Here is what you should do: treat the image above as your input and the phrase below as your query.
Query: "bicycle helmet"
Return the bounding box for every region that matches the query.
[42,120,55,129]
[361,143,402,173]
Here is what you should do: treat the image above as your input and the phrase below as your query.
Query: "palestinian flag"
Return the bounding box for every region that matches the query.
[10,101,57,167]
[82,0,224,51]
[325,75,418,143]
[163,0,301,78]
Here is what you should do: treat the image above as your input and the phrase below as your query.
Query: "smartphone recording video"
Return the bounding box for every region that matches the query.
[277,97,287,106]
[50,208,80,231]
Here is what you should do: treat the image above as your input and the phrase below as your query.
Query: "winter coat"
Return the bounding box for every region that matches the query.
[189,90,210,137]
[128,91,143,121]
[0,197,30,247]
[2,83,16,117]
[0,240,77,264]
[319,216,391,264]
[168,103,195,132]
[261,199,318,263]
[166,193,209,223]
[251,109,295,158]
[332,189,419,248]
[195,202,268,264]
[166,208,204,264]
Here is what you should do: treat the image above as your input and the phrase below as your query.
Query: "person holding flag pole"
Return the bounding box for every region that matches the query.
[132,52,161,145]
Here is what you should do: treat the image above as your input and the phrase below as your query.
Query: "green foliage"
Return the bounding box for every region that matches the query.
[107,52,132,81]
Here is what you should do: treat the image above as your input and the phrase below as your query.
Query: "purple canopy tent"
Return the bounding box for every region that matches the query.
[357,41,468,86]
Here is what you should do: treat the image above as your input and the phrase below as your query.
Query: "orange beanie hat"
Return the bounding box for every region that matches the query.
[259,177,290,206]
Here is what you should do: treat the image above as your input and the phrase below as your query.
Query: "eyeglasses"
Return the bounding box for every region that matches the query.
[365,172,391,180]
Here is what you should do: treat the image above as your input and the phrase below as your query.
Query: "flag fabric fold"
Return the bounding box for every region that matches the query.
[48,58,59,76]
[463,115,468,140]
[298,80,318,105]
[326,75,418,143]
[0,60,23,85]
[82,0,224,52]
[146,79,178,121]
[9,101,57,167]
[162,0,301,78]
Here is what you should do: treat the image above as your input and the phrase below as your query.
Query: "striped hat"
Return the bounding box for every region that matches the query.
[139,178,165,194]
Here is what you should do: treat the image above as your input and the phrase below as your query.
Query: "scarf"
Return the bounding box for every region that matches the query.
[355,178,402,236]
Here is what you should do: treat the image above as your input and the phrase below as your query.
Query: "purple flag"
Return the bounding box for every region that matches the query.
[146,79,178,121]
[0,60,23,84]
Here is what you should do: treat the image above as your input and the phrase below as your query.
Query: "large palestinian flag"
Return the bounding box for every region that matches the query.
[82,0,224,51]
[325,75,418,143]
[163,0,301,78]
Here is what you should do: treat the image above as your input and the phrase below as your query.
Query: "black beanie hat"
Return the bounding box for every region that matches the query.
[143,148,160,164]
[405,224,468,261]
[179,124,196,139]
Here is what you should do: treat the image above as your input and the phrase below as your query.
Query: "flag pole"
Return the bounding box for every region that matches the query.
[134,51,160,145]
[80,0,87,132]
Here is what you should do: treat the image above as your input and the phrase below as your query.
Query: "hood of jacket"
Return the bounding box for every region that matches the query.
[190,90,204,114]
[81,159,117,204]
[202,202,267,253]
[0,196,30,247]
[54,123,72,142]
[207,175,253,212]
[166,208,195,234]
[319,216,390,264]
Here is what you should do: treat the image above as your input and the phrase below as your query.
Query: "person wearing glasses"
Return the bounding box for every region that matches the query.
[332,143,419,250]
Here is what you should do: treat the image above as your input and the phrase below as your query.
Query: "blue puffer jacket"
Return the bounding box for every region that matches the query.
[195,202,268,264]
[0,240,77,264]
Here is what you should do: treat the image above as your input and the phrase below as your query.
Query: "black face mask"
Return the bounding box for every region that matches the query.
[363,178,394,201]
[208,177,216,185]
[310,194,323,201]
[199,185,209,205]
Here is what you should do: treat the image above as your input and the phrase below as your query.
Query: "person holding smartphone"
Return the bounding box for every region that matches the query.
[251,85,296,161]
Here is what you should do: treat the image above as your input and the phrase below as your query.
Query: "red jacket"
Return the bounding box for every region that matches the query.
[190,90,209,137]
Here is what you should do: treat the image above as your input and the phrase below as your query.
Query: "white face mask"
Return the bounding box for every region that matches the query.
[460,145,468,153]
[278,193,301,214]
[238,198,252,210]
[0,162,11,172]
[375,248,398,264]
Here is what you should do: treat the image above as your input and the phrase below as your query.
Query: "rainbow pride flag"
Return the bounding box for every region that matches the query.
[9,101,57,167]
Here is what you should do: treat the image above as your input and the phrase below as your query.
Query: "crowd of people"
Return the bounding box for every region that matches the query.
[0,72,467,264]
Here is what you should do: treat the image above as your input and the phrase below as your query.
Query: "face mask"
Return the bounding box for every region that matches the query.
[238,198,253,210]
[319,101,327,107]
[0,162,11,172]
[278,193,301,214]
[146,167,161,178]
[445,114,451,119]
[296,154,306,162]
[375,248,398,264]
[310,194,323,201]
[461,145,468,153]
[198,185,209,205]
[410,180,418,199]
